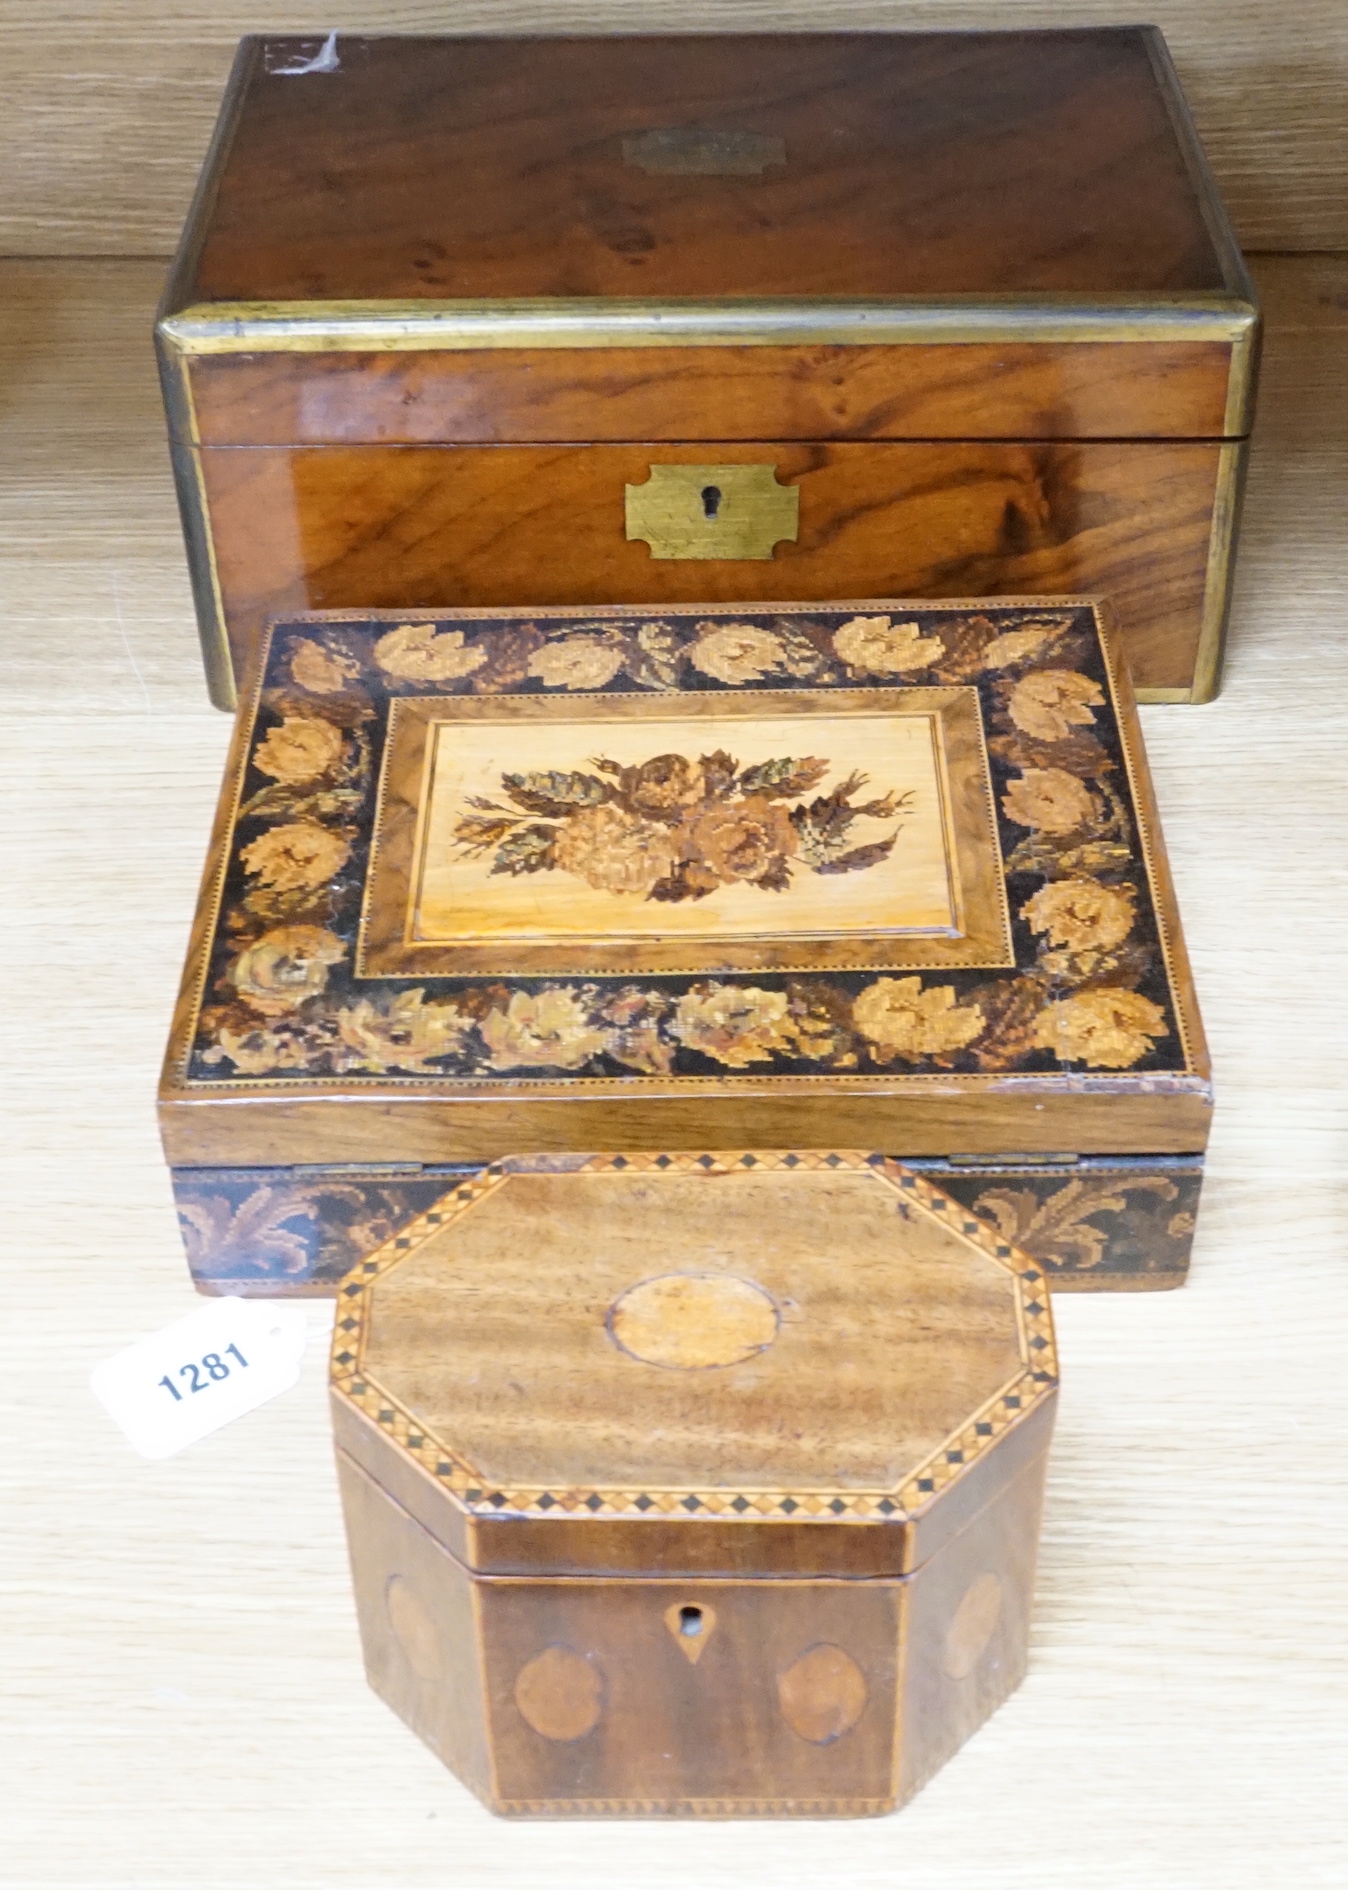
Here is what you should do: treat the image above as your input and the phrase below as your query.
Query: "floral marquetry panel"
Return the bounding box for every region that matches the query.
[159,599,1210,1167]
[361,683,1010,978]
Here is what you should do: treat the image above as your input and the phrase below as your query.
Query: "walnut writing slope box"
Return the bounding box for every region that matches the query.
[157,28,1257,712]
[160,600,1210,1297]
[330,1150,1058,1817]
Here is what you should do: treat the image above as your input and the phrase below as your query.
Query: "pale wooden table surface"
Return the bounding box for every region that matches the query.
[2,254,1346,1887]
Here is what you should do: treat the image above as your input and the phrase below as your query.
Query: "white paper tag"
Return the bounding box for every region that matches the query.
[91,1298,309,1460]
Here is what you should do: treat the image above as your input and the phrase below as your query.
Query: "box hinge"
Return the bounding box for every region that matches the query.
[938,1152,1081,1166]
[290,1161,426,1176]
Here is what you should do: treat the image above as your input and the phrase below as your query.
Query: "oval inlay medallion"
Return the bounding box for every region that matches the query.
[385,1575,444,1682]
[943,1572,1003,1680]
[777,1643,868,1745]
[514,1645,604,1742]
[607,1272,779,1370]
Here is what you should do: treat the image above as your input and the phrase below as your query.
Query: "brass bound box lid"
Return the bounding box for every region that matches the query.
[328,1151,1059,1577]
[158,598,1209,1164]
[167,29,1247,308]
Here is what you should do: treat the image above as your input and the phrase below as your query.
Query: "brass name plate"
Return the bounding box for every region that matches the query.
[625,464,800,561]
[622,127,786,176]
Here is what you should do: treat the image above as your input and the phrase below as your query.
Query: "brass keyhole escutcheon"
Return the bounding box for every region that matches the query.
[625,463,799,560]
[664,1599,717,1664]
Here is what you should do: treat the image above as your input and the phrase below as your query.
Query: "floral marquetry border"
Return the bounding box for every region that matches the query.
[328,1150,1059,1523]
[182,601,1192,1086]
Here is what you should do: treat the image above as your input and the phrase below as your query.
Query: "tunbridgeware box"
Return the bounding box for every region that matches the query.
[330,1149,1058,1816]
[157,28,1257,709]
[160,599,1209,1295]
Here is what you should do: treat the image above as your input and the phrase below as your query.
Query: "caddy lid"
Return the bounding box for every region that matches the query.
[329,1150,1058,1577]
[159,598,1210,1165]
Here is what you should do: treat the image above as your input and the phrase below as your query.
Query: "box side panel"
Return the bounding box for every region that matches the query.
[1140,26,1256,306]
[170,1162,481,1295]
[1191,437,1251,701]
[335,1448,493,1804]
[195,439,1221,700]
[477,1572,899,1815]
[333,1398,473,1570]
[334,1392,919,1580]
[186,342,1236,447]
[160,1080,1213,1173]
[171,1155,1201,1298]
[896,1446,1050,1807]
[914,1157,1202,1294]
[464,1513,912,1582]
[156,628,269,1089]
[332,1457,1049,1814]
[907,1393,1056,1575]
[1098,602,1212,1072]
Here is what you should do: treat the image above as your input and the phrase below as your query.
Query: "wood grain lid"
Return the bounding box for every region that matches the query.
[328,1150,1057,1577]
[171,30,1246,306]
[160,599,1211,1165]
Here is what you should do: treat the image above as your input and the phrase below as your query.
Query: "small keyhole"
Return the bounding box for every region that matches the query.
[700,485,721,520]
[678,1604,704,1637]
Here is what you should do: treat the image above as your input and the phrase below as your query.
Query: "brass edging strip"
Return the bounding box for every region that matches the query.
[157,39,260,326]
[1189,438,1250,705]
[156,38,259,713]
[1222,314,1262,439]
[1140,27,1257,305]
[155,329,237,711]
[159,293,1261,356]
[1141,27,1261,441]
[1095,601,1201,1074]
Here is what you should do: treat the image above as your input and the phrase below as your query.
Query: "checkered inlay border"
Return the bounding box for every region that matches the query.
[329,1150,1058,1522]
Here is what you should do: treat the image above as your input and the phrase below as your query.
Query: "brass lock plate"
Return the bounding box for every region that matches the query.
[624,464,800,561]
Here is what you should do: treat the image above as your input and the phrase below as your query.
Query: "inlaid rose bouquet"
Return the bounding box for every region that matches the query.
[451,749,910,902]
